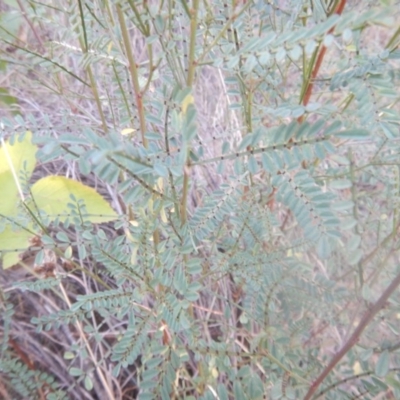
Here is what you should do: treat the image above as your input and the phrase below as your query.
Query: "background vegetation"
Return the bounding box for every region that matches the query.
[1,0,400,399]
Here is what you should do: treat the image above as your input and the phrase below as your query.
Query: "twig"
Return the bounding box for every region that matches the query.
[304,268,400,399]
[299,0,347,111]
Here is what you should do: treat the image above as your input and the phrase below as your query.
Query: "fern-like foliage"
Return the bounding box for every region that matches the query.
[1,0,400,399]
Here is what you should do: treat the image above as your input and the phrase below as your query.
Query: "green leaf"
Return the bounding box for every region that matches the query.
[217,384,229,400]
[334,129,369,139]
[0,88,19,115]
[380,122,397,139]
[317,235,331,259]
[329,179,352,189]
[112,364,121,377]
[248,155,258,174]
[69,367,84,377]
[233,381,246,400]
[375,350,390,377]
[84,375,93,391]
[271,380,283,399]
[261,153,276,173]
[247,372,264,399]
[347,248,363,265]
[30,176,118,223]
[0,9,24,42]
[187,258,202,274]
[64,351,75,360]
[386,374,400,390]
[173,265,187,294]
[238,134,254,151]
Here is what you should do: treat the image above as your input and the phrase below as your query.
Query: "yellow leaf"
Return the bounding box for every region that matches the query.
[0,171,20,217]
[0,131,36,176]
[0,131,37,204]
[30,176,118,223]
[353,361,362,375]
[0,132,39,269]
[121,128,135,136]
[0,225,36,269]
[160,207,168,223]
[211,367,219,379]
[181,93,194,115]
[130,246,138,265]
[64,246,73,259]
[156,177,164,193]
[345,45,357,52]
[148,198,154,212]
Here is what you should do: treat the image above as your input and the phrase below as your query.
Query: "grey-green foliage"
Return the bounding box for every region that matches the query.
[1,0,400,399]
[1,359,67,399]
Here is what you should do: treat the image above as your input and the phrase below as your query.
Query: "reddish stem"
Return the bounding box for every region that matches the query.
[8,338,35,370]
[301,0,347,110]
[303,269,400,399]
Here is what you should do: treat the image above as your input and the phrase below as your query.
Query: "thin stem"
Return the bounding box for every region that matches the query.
[86,66,108,134]
[180,0,199,226]
[197,0,252,65]
[304,267,400,400]
[179,0,191,18]
[77,0,88,51]
[112,62,134,122]
[16,0,45,52]
[127,0,149,35]
[258,348,310,385]
[299,42,321,106]
[72,0,108,133]
[59,282,115,400]
[116,4,148,147]
[385,25,400,51]
[0,39,89,86]
[314,370,385,399]
[181,169,190,225]
[299,0,347,112]
[348,148,363,288]
[186,0,199,87]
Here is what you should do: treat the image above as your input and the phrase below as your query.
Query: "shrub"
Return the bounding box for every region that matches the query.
[1,1,400,399]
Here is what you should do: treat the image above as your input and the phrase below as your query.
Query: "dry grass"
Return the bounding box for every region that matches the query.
[1,0,400,399]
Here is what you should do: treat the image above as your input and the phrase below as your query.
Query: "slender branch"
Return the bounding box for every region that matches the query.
[127,0,149,35]
[257,348,310,385]
[73,3,108,133]
[385,25,400,51]
[116,5,148,147]
[0,39,89,87]
[77,0,88,51]
[197,1,252,65]
[179,0,191,18]
[186,0,199,87]
[16,0,45,52]
[304,267,400,400]
[348,148,364,288]
[313,369,400,399]
[59,283,115,400]
[180,0,199,226]
[181,168,190,225]
[300,0,347,110]
[86,66,109,134]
